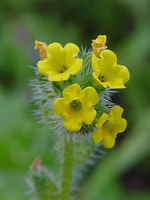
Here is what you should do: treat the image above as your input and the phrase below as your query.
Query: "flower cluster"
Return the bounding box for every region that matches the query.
[34,35,130,148]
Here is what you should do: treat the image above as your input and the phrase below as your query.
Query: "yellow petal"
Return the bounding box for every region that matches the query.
[92,50,117,71]
[103,135,116,149]
[46,57,63,72]
[82,107,97,124]
[100,50,117,69]
[103,107,127,134]
[110,119,127,133]
[95,113,109,129]
[48,71,70,81]
[46,43,66,72]
[46,42,63,58]
[92,54,100,71]
[82,86,99,106]
[46,48,67,72]
[63,84,83,101]
[63,116,82,132]
[37,59,51,76]
[110,106,123,119]
[108,78,126,89]
[53,98,68,116]
[64,43,80,58]
[108,64,130,88]
[92,129,104,144]
[68,59,83,75]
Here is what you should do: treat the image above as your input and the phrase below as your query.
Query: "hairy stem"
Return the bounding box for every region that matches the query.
[60,136,74,200]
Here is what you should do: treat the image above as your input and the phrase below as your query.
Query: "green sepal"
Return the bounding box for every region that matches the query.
[30,157,60,200]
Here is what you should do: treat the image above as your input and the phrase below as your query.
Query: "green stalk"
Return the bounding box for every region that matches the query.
[60,136,74,200]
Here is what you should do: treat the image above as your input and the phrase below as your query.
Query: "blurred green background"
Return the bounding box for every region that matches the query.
[0,0,150,199]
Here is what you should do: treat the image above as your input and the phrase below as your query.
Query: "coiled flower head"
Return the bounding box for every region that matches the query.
[32,35,130,148]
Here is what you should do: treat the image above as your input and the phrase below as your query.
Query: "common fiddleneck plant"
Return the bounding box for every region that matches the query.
[26,36,130,200]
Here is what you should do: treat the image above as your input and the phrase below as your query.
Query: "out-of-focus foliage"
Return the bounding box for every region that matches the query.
[0,0,150,199]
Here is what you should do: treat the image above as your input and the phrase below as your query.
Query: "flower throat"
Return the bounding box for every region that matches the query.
[70,99,82,111]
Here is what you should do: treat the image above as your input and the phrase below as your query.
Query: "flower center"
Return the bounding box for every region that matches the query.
[98,74,106,82]
[59,65,68,73]
[70,99,82,111]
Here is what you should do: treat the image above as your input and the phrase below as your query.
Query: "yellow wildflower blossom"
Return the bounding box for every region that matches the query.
[37,42,83,81]
[53,84,99,132]
[35,40,47,60]
[92,106,127,148]
[92,35,107,58]
[92,50,130,88]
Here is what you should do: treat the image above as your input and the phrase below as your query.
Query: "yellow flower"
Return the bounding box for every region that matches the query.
[37,42,83,81]
[92,50,130,88]
[35,40,47,60]
[92,35,107,58]
[92,106,127,148]
[53,84,99,132]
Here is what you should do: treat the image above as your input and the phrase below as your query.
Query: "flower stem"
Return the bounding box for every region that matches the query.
[60,136,74,200]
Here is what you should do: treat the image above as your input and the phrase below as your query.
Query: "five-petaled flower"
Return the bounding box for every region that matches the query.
[92,106,127,148]
[92,35,107,58]
[92,50,130,88]
[37,42,83,81]
[53,84,99,132]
